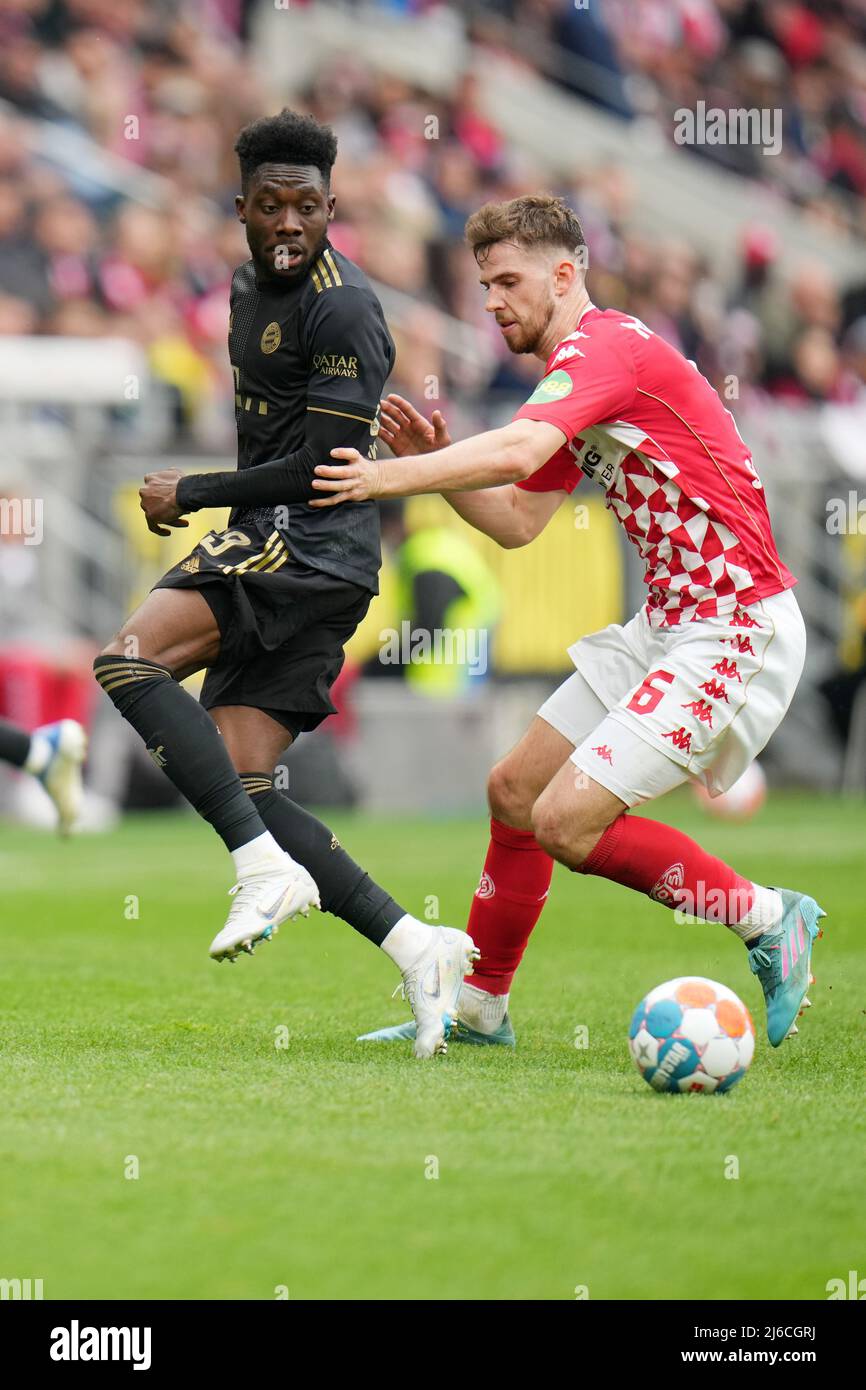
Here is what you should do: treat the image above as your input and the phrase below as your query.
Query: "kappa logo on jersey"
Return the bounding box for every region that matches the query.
[147,744,167,769]
[681,698,714,727]
[592,744,614,764]
[662,727,692,753]
[260,321,282,354]
[650,861,685,906]
[476,872,495,900]
[526,369,573,405]
[550,343,586,369]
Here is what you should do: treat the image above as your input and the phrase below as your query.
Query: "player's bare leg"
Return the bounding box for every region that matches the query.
[93,588,319,959]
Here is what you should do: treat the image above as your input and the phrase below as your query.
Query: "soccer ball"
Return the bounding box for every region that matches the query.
[628,976,755,1093]
[693,759,767,820]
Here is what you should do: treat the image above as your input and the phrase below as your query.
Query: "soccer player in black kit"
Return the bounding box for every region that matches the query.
[93,110,476,1059]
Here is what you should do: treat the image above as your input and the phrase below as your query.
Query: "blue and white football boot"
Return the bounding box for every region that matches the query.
[31,719,87,836]
[358,981,516,1049]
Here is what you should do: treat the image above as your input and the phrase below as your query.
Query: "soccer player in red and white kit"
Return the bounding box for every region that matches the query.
[311,195,825,1051]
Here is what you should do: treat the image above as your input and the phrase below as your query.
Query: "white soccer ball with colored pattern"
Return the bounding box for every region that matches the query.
[628,976,755,1093]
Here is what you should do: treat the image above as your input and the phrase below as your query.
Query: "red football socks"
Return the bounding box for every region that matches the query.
[465,818,554,994]
[581,812,755,923]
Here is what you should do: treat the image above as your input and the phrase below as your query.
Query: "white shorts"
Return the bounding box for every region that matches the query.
[537,590,806,807]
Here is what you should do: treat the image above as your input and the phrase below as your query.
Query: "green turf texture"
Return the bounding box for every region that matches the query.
[0,791,863,1301]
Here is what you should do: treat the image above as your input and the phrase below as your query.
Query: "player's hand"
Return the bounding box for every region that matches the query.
[311,450,382,507]
[139,469,189,537]
[378,393,451,456]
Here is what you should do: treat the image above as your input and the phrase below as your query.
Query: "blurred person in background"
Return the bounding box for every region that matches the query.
[372,498,501,697]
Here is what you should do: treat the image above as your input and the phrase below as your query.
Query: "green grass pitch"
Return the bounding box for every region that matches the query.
[1,791,864,1301]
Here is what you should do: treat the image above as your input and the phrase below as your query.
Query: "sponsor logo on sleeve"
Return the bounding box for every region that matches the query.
[313,351,359,378]
[525,368,574,405]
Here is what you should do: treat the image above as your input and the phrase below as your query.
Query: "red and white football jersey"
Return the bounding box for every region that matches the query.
[514,305,795,627]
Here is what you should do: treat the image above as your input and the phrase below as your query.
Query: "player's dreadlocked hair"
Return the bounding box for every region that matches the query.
[465,194,585,263]
[234,108,338,191]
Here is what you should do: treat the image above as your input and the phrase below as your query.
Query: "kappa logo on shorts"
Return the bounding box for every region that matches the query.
[730,605,760,629]
[662,726,692,753]
[681,698,714,727]
[712,657,743,682]
[699,679,728,702]
[650,861,685,906]
[591,744,614,764]
[476,872,495,900]
[721,633,755,655]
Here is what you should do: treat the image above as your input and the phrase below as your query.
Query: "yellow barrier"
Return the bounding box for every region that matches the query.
[347,493,624,671]
[114,481,623,675]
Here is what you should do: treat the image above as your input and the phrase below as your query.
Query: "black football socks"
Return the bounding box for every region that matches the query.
[0,718,32,769]
[240,774,405,946]
[93,655,265,852]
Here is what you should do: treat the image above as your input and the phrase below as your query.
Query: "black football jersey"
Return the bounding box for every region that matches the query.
[227,240,395,592]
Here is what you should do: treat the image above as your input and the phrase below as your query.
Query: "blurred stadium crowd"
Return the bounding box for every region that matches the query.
[0,0,864,450]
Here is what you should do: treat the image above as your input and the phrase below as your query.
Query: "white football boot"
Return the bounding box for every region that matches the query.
[33,719,88,836]
[401,927,480,1059]
[209,854,320,962]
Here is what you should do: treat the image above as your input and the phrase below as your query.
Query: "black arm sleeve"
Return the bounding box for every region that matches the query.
[176,443,317,511]
[176,282,393,512]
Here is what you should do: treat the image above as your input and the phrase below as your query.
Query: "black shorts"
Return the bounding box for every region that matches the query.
[155,521,373,739]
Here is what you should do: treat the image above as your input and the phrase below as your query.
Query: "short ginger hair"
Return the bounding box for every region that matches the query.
[465,194,586,262]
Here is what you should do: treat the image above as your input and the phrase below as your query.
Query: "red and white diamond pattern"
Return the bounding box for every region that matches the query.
[604,455,760,626]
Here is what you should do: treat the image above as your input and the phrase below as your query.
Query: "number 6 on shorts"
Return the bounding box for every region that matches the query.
[626,669,674,715]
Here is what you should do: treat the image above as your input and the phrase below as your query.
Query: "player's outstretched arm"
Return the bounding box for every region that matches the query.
[310,417,565,506]
[444,482,568,548]
[377,393,562,545]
